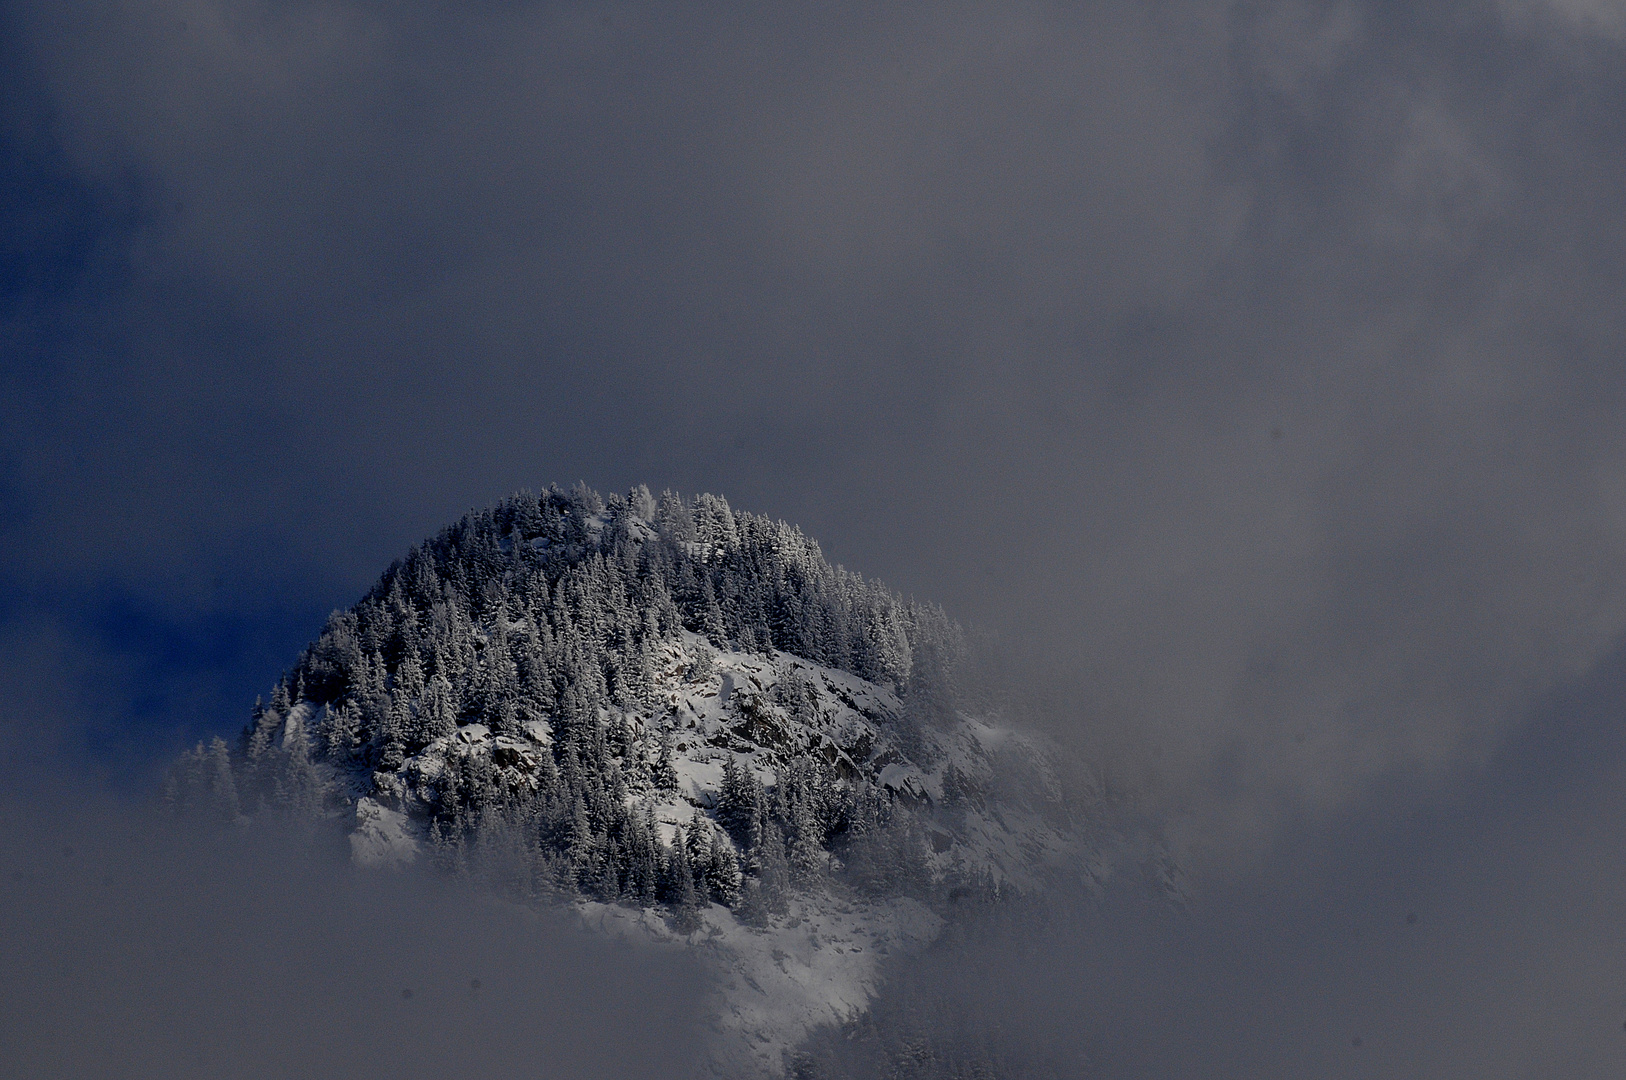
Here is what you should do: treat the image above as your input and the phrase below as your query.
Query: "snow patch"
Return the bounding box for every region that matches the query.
[578,890,943,1078]
[350,797,420,869]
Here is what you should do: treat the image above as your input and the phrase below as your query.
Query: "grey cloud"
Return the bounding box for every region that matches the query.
[8,0,1626,851]
[1505,0,1626,40]
[0,795,707,1080]
[807,642,1626,1077]
[7,5,1626,1076]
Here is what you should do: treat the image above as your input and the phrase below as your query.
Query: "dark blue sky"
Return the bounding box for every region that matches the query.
[3,2,1626,1073]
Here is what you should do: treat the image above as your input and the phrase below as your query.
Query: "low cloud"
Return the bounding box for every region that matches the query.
[0,792,707,1080]
[806,637,1626,1076]
[4,6,1626,1073]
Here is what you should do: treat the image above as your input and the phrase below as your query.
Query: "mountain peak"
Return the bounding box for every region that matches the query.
[168,485,1102,1076]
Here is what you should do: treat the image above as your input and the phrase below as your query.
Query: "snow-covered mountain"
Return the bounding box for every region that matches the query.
[167,485,1107,1076]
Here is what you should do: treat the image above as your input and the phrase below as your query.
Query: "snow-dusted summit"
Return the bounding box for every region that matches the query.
[167,485,1104,1076]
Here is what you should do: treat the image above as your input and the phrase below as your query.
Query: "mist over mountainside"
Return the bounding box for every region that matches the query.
[0,801,707,1080]
[166,484,1135,1076]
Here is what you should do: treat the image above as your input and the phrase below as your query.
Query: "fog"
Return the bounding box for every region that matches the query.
[4,0,1626,1074]
[800,641,1626,1077]
[0,791,707,1079]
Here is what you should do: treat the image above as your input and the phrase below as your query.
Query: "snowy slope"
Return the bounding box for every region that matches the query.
[162,487,1133,1076]
[324,632,1099,1075]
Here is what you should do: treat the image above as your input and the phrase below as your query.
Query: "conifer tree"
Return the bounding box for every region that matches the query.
[786,786,826,885]
[685,808,711,872]
[753,820,792,915]
[706,830,742,906]
[717,756,755,843]
[667,825,703,934]
[204,737,241,821]
[653,731,679,791]
[735,876,770,928]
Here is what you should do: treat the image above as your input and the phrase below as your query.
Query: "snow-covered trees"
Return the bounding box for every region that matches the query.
[840,812,932,900]
[653,733,679,791]
[716,757,758,841]
[197,484,956,924]
[163,737,241,821]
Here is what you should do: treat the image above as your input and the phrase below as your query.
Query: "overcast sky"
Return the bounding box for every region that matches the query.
[4,0,1626,1074]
